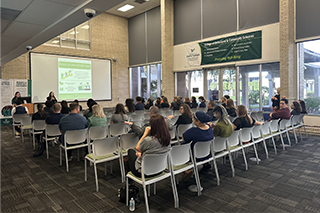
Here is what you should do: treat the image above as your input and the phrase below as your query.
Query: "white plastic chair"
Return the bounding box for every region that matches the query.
[240,127,260,164]
[252,125,268,159]
[192,140,214,196]
[43,124,61,159]
[85,137,122,191]
[279,119,291,147]
[297,114,307,141]
[31,120,46,150]
[12,114,28,138]
[60,128,88,172]
[260,121,277,154]
[286,115,300,143]
[176,124,192,144]
[109,123,127,137]
[226,130,248,171]
[87,126,108,153]
[169,126,176,141]
[20,116,32,143]
[125,151,178,213]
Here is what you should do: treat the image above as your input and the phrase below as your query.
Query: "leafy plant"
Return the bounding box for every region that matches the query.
[305,97,320,114]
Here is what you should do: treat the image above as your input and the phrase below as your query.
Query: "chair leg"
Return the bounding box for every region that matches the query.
[212,158,220,186]
[119,158,125,183]
[241,148,248,170]
[286,131,291,146]
[262,139,269,159]
[104,162,107,175]
[153,183,156,195]
[193,164,202,196]
[65,149,69,172]
[293,128,298,144]
[33,133,35,150]
[85,159,87,181]
[59,146,62,165]
[271,137,277,154]
[143,184,150,213]
[169,174,179,208]
[298,127,302,142]
[94,163,99,191]
[46,140,49,159]
[280,134,285,150]
[148,185,150,197]
[252,144,259,165]
[303,125,307,138]
[126,177,129,206]
[228,153,235,177]
[21,129,24,143]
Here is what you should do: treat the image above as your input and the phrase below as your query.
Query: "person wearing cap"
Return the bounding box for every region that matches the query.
[182,111,214,151]
[209,105,233,137]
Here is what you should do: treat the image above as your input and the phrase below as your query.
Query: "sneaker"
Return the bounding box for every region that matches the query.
[68,156,73,161]
[188,185,203,192]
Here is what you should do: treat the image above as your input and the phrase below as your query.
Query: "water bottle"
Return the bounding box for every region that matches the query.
[129,198,135,211]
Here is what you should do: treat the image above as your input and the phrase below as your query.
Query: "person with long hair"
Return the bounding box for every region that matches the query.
[111,103,128,124]
[226,99,237,117]
[12,91,21,104]
[198,96,206,108]
[298,100,308,114]
[155,97,162,108]
[220,97,227,108]
[46,91,57,103]
[144,98,154,110]
[184,97,192,108]
[32,103,49,157]
[170,96,182,110]
[233,105,264,130]
[125,98,135,113]
[84,99,97,119]
[88,104,107,128]
[168,104,192,126]
[60,100,70,114]
[126,114,171,177]
[291,101,301,115]
[191,96,198,108]
[209,105,233,137]
[161,97,169,108]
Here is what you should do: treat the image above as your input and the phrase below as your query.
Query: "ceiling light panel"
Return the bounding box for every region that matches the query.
[117,4,134,12]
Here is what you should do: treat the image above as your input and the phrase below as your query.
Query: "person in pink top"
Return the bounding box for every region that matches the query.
[269,98,291,121]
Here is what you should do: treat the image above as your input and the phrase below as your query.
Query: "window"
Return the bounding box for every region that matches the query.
[298,40,320,115]
[207,70,219,100]
[129,63,162,101]
[223,68,236,100]
[190,70,203,99]
[261,63,280,111]
[45,21,90,50]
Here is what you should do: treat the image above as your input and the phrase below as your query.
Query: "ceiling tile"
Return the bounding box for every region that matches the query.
[1,35,25,46]
[3,21,44,38]
[16,0,73,26]
[1,19,11,32]
[1,44,19,56]
[1,0,33,11]
[48,0,89,7]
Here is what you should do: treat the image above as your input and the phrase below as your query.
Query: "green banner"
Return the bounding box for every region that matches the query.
[58,61,91,70]
[199,31,262,65]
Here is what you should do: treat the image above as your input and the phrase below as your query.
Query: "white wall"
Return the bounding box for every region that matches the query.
[173,23,280,72]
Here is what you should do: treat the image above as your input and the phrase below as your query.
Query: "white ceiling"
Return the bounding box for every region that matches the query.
[0,0,160,66]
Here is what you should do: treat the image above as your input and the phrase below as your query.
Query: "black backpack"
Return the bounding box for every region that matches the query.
[118,184,141,206]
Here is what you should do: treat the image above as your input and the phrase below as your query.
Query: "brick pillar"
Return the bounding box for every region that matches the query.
[279,0,296,101]
[161,0,175,99]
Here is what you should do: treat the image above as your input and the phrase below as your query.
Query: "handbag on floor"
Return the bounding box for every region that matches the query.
[118,184,141,206]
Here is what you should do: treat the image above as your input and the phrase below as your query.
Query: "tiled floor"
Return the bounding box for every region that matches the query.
[2,125,320,212]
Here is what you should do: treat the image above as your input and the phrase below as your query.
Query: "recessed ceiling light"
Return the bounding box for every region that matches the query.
[52,40,59,43]
[118,4,134,12]
[81,25,90,29]
[69,31,79,35]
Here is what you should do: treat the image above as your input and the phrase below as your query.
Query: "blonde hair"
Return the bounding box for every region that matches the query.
[220,97,227,103]
[237,105,252,124]
[226,99,235,109]
[92,104,106,118]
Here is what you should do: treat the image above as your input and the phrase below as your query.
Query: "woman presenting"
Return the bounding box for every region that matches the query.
[46,91,58,103]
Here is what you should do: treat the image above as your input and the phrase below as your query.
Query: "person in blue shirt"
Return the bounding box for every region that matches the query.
[46,103,65,125]
[198,96,206,108]
[59,102,87,161]
[135,96,144,110]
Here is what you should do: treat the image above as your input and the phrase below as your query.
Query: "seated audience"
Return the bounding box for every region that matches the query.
[44,100,54,115]
[269,98,291,121]
[46,103,65,124]
[110,103,128,124]
[11,98,29,136]
[74,99,82,111]
[88,104,107,128]
[220,97,227,108]
[155,97,162,108]
[291,101,301,115]
[125,106,173,138]
[298,100,308,114]
[233,105,264,130]
[190,96,198,108]
[226,99,237,117]
[206,100,217,121]
[59,102,87,161]
[198,96,206,108]
[168,104,192,126]
[209,105,233,137]
[60,100,70,115]
[170,96,182,110]
[135,96,144,110]
[125,98,135,113]
[184,97,192,108]
[160,97,170,108]
[84,99,97,119]
[32,103,49,157]
[144,98,154,110]
[126,114,171,178]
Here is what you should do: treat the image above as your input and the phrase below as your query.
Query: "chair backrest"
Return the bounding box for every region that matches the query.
[46,125,61,137]
[261,122,271,135]
[33,120,46,131]
[291,115,300,126]
[170,116,179,125]
[193,140,212,158]
[240,127,253,142]
[212,137,227,153]
[297,114,305,124]
[13,114,28,123]
[65,128,88,145]
[286,116,293,127]
[252,125,262,139]
[269,119,279,132]
[93,137,118,158]
[88,126,108,140]
[279,119,289,131]
[21,116,32,126]
[171,143,191,166]
[120,133,139,150]
[228,116,237,123]
[169,126,176,139]
[142,152,170,176]
[109,123,127,136]
[227,130,241,147]
[106,117,111,126]
[177,124,192,137]
[250,112,258,120]
[257,111,264,121]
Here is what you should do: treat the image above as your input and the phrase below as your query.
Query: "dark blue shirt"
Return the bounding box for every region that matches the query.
[46,113,65,125]
[59,113,87,144]
[135,103,144,110]
[199,102,206,108]
[183,125,214,152]
[14,105,27,114]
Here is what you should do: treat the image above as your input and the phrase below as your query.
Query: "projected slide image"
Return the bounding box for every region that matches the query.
[58,58,92,99]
